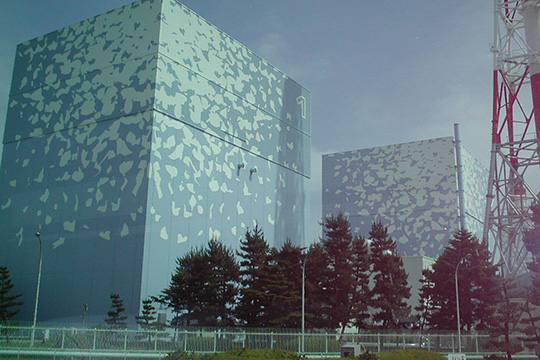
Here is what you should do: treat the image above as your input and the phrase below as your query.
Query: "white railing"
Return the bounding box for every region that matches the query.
[0,325,536,358]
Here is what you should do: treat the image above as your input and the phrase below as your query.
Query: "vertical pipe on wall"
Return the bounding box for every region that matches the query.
[454,123,466,230]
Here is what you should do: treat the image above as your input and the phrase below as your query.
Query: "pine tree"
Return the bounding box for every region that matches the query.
[136,298,157,330]
[350,235,372,329]
[158,246,210,327]
[204,237,239,326]
[0,266,23,342]
[0,267,23,324]
[136,298,159,341]
[158,238,239,327]
[105,293,128,329]
[419,229,500,331]
[304,242,331,329]
[488,278,523,360]
[415,268,435,331]
[521,201,540,348]
[370,221,411,329]
[264,240,303,328]
[320,213,355,332]
[236,225,271,327]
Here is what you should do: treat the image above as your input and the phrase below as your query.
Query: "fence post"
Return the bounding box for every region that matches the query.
[124,331,128,351]
[271,332,274,349]
[154,330,158,351]
[61,329,65,349]
[326,332,328,354]
[451,334,455,352]
[378,333,381,353]
[183,330,187,352]
[475,335,479,353]
[214,331,217,353]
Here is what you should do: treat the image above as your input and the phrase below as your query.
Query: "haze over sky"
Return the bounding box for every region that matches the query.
[0,1,494,242]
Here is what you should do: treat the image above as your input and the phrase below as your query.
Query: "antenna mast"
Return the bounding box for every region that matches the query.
[484,0,540,278]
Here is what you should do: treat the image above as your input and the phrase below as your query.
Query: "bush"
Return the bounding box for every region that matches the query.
[355,351,378,360]
[164,348,301,360]
[213,348,301,359]
[378,348,444,360]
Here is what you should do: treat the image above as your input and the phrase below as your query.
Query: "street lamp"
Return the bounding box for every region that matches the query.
[82,303,89,327]
[455,254,471,353]
[30,232,43,347]
[301,250,310,354]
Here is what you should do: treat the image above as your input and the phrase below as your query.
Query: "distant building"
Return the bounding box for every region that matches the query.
[322,136,487,258]
[0,0,310,322]
[402,255,434,316]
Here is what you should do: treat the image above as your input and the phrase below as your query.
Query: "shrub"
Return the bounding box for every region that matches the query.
[355,351,378,360]
[164,348,302,360]
[378,348,444,360]
[212,348,301,359]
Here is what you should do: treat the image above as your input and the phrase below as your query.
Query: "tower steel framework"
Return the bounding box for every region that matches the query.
[483,0,540,278]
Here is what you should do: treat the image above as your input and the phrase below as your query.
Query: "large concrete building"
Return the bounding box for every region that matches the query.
[0,0,310,322]
[322,136,487,258]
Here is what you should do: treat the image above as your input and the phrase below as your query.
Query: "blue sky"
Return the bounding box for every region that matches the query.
[0,1,494,241]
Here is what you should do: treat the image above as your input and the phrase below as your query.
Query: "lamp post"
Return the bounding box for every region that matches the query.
[30,232,43,347]
[301,249,311,354]
[82,303,89,327]
[455,254,470,353]
[301,256,306,353]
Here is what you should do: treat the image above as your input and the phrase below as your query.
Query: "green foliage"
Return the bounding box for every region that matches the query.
[0,266,23,324]
[350,235,372,329]
[212,348,301,360]
[164,348,446,360]
[521,201,540,346]
[165,348,301,360]
[488,277,523,357]
[265,240,303,328]
[353,351,378,360]
[105,293,128,329]
[136,298,157,328]
[378,348,444,360]
[205,238,240,326]
[0,266,22,343]
[304,242,331,329]
[159,237,239,327]
[370,221,411,329]
[236,225,271,327]
[419,229,500,331]
[319,213,357,331]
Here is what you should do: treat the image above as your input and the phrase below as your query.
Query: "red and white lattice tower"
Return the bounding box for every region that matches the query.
[483,0,540,278]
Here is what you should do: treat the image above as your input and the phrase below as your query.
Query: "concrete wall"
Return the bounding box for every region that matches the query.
[402,256,435,315]
[0,0,310,323]
[322,137,487,258]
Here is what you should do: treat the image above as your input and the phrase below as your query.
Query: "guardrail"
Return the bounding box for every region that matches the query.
[0,325,537,359]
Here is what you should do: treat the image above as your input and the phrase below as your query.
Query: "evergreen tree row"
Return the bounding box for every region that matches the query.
[416,202,540,358]
[158,213,412,330]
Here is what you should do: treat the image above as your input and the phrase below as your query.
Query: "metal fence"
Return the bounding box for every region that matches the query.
[0,325,537,359]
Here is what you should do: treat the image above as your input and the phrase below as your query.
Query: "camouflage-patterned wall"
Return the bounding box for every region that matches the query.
[460,147,488,239]
[322,137,487,258]
[0,0,310,322]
